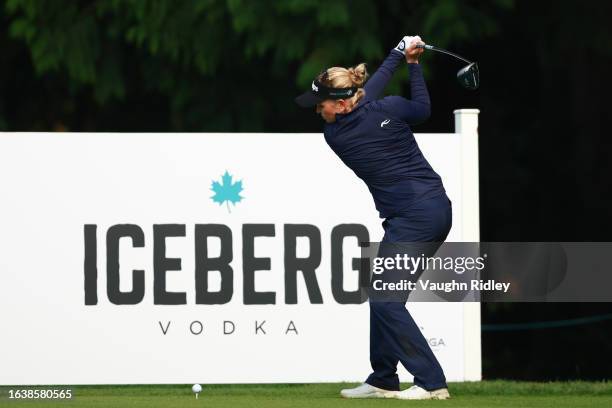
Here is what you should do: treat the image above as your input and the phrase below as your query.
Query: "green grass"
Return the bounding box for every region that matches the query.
[1,381,611,408]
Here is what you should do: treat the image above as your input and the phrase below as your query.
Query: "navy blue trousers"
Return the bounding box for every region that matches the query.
[365,194,452,391]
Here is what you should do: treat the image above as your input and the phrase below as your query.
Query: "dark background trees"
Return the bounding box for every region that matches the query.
[1,0,611,380]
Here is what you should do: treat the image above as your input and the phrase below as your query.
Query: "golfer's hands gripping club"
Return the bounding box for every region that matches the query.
[405,36,425,64]
[394,35,425,64]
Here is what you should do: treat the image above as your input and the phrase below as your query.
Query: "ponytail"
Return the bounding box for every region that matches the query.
[323,63,369,108]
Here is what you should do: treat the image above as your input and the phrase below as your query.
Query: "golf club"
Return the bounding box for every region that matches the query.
[416,44,479,90]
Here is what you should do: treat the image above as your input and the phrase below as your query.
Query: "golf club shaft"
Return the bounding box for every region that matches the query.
[416,44,472,64]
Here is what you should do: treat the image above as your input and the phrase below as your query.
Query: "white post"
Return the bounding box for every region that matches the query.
[454,108,481,241]
[454,108,482,382]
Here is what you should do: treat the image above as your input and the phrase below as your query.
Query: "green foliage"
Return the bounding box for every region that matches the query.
[421,0,513,46]
[3,0,514,130]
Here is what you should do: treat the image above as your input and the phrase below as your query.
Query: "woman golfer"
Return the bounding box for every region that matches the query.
[295,36,452,400]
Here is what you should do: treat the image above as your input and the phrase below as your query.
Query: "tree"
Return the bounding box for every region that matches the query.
[2,0,512,131]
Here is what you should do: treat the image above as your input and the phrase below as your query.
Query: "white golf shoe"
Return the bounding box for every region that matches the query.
[340,383,398,399]
[395,385,450,400]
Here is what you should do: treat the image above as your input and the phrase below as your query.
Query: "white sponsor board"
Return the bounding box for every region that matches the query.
[0,110,480,385]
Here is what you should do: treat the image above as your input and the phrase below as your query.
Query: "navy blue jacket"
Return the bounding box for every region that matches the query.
[323,49,446,218]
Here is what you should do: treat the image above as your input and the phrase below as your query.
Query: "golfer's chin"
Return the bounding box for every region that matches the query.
[321,115,336,124]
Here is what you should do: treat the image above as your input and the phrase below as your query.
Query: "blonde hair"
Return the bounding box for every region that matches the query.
[319,63,368,109]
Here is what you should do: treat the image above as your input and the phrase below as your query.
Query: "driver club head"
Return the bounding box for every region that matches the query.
[457,62,479,90]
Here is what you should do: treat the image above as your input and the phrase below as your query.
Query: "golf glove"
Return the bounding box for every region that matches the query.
[394,35,422,54]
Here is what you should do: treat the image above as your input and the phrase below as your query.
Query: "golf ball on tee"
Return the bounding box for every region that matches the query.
[192,384,202,394]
